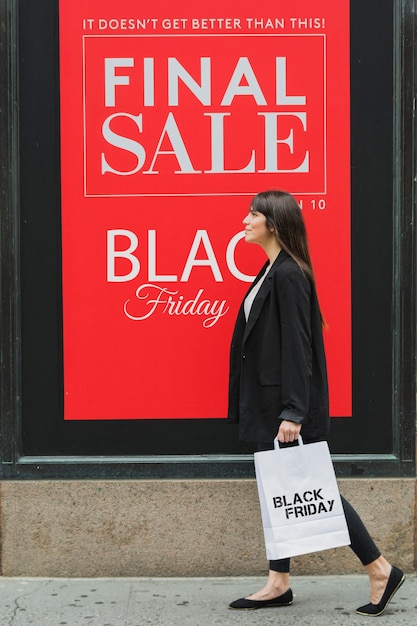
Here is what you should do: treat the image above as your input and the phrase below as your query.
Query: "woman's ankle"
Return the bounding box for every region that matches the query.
[364,556,391,580]
[246,571,290,600]
[268,570,290,593]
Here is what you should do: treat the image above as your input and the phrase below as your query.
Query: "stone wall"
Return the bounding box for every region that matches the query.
[0,478,415,576]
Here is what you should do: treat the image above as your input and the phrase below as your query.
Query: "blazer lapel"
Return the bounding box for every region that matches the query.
[242,250,288,345]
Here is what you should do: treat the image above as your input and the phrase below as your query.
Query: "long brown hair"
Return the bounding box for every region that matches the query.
[251,190,325,325]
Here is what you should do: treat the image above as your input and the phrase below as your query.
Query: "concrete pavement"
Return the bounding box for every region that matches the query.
[0,575,416,626]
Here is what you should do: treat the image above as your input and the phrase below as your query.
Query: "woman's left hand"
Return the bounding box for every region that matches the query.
[277,420,302,443]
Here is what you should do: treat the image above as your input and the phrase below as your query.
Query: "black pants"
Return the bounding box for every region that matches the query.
[256,442,381,573]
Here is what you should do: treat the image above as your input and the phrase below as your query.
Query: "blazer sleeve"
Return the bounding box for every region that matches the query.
[274,267,312,424]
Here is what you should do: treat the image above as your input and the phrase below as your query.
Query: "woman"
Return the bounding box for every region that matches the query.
[227,190,404,616]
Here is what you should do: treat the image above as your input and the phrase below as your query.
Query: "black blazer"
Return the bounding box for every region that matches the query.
[227,250,329,443]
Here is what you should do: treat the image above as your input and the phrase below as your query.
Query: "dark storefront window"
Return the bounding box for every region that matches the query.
[0,0,415,478]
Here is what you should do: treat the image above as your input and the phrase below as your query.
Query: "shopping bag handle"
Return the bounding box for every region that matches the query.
[274,435,303,450]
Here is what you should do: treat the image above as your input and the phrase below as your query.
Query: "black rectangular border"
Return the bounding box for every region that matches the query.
[0,0,415,478]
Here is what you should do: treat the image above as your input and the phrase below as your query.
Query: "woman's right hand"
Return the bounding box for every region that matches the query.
[277,420,302,443]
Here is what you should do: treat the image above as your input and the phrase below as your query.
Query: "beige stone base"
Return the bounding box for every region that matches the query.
[0,478,415,576]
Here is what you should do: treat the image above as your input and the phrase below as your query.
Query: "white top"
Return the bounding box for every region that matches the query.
[244,264,271,321]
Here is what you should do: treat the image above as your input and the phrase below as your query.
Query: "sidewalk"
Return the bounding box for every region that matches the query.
[0,575,415,626]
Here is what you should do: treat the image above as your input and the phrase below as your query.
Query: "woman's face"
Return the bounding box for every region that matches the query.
[243,207,275,247]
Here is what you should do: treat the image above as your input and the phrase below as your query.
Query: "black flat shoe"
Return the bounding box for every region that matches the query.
[356,566,405,616]
[229,588,293,610]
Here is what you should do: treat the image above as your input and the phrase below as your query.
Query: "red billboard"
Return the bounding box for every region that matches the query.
[59,1,351,420]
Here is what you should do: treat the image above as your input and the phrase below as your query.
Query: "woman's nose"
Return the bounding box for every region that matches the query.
[242,213,250,225]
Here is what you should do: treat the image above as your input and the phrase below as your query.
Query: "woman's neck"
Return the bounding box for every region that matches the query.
[262,241,282,265]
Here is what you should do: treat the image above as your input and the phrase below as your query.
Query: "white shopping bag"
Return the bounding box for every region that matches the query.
[254,437,350,560]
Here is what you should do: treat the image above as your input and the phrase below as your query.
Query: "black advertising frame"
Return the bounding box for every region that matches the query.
[0,0,415,478]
